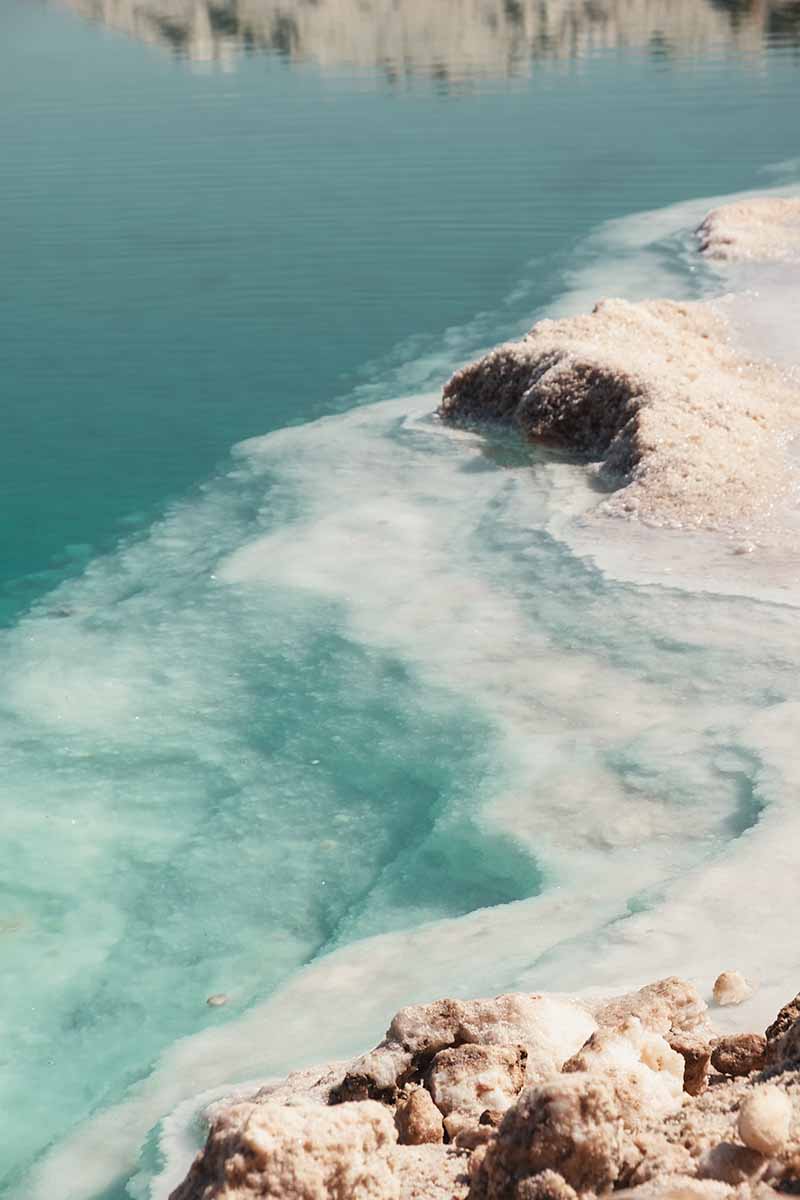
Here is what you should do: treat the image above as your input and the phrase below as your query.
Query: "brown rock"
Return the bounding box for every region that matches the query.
[395,1087,443,1146]
[667,1032,711,1096]
[710,1033,766,1077]
[766,992,800,1044]
[765,994,800,1066]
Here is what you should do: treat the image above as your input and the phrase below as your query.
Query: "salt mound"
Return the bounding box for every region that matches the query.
[697,198,800,263]
[438,298,798,531]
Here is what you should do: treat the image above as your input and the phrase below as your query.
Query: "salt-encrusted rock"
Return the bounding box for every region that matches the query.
[394,1085,444,1146]
[469,1072,644,1198]
[697,197,800,263]
[593,978,708,1038]
[388,994,595,1083]
[169,1099,400,1200]
[454,1125,497,1151]
[765,994,800,1066]
[696,1142,768,1185]
[737,1087,793,1156]
[428,1044,527,1133]
[388,1143,470,1200]
[439,299,798,532]
[563,1018,685,1119]
[712,972,753,1008]
[710,1034,766,1078]
[668,1033,711,1097]
[330,1045,414,1104]
[514,1170,579,1200]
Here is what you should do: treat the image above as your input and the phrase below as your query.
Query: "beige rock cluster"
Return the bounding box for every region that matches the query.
[171,975,800,1200]
[438,297,799,531]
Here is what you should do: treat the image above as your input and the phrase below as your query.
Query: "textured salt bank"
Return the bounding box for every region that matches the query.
[697,198,800,263]
[168,977,800,1200]
[439,297,798,532]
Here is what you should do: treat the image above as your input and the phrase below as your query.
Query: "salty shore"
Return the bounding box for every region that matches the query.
[164,196,800,1200]
[171,974,800,1200]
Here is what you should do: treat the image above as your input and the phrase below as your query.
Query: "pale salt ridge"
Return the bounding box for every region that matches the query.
[12,181,800,1200]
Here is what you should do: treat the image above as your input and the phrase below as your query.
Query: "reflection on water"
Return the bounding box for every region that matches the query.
[57,0,800,74]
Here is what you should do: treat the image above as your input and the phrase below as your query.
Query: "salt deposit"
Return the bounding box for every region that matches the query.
[697,198,800,263]
[167,979,800,1200]
[439,298,799,532]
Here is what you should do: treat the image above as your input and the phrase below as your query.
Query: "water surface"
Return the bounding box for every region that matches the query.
[2,2,800,1196]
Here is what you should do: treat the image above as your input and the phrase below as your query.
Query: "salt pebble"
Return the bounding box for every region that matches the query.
[713,970,752,1007]
[738,1086,792,1155]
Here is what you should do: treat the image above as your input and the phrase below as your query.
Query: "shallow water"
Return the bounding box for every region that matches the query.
[2,2,800,1196]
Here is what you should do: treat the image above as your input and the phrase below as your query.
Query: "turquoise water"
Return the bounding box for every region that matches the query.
[2,2,800,1196]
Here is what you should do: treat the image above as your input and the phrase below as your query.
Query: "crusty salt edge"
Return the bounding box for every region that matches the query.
[697,198,800,264]
[439,297,799,532]
[167,977,800,1200]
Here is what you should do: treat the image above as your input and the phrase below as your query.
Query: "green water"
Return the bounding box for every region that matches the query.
[2,1,800,1195]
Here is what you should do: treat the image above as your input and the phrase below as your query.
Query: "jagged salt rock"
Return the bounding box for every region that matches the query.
[563,1017,685,1119]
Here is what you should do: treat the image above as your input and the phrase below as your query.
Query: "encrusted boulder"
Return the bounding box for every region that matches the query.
[388,993,595,1083]
[563,1018,685,1119]
[468,1072,645,1198]
[169,1099,400,1200]
[428,1044,527,1137]
[765,994,800,1067]
[592,978,707,1038]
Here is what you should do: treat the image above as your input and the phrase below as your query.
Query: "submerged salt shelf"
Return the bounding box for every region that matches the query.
[5,183,800,1200]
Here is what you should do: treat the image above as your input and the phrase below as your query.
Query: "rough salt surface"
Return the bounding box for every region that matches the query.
[697,198,800,263]
[438,298,798,531]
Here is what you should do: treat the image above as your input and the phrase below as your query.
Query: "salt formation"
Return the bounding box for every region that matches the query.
[438,298,798,531]
[168,976,800,1200]
[737,1087,793,1155]
[697,198,800,263]
[713,972,754,1008]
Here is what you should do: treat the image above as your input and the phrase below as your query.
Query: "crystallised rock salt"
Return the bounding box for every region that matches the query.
[737,1087,793,1156]
[170,1099,400,1200]
[427,1043,528,1138]
[712,971,753,1007]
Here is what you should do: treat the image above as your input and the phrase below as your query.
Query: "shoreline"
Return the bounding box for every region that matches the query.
[170,974,800,1200]
[162,196,800,1200]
